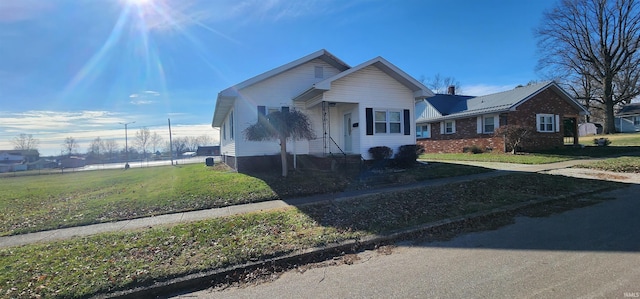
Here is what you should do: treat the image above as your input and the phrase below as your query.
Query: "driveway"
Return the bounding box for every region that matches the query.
[177,185,640,299]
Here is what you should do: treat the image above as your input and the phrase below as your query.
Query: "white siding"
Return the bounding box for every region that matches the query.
[322,65,416,159]
[232,59,342,157]
[416,100,443,122]
[307,103,325,154]
[219,110,236,157]
[618,116,640,133]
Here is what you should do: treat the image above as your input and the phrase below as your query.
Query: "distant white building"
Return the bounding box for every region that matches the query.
[0,152,25,173]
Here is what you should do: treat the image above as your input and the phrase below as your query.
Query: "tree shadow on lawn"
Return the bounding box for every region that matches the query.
[242,161,494,200]
[249,162,639,253]
[534,145,640,158]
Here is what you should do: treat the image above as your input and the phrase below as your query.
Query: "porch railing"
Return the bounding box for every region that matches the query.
[328,136,347,166]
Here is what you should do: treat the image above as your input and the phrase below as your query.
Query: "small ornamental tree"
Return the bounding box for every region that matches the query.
[243,109,315,177]
[494,125,530,154]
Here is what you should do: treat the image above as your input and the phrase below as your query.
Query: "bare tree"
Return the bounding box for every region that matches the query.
[134,127,151,159]
[196,134,213,146]
[171,137,189,155]
[149,132,163,154]
[101,139,119,161]
[422,73,462,94]
[494,125,530,154]
[179,135,214,152]
[185,136,199,152]
[62,137,79,157]
[12,133,39,151]
[87,137,104,160]
[536,0,640,133]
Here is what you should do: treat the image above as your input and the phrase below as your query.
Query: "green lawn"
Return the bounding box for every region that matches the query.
[0,173,624,299]
[421,132,640,164]
[0,165,279,236]
[419,152,573,164]
[592,132,640,146]
[0,162,490,236]
[575,156,640,173]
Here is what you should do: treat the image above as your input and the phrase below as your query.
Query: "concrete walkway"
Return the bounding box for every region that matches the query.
[2,158,638,248]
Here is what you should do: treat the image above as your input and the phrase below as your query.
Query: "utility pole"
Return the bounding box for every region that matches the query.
[120,121,135,169]
[168,118,174,166]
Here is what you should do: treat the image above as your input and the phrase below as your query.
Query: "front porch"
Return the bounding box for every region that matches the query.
[302,100,360,158]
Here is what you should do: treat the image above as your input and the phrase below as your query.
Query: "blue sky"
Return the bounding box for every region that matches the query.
[0,0,556,156]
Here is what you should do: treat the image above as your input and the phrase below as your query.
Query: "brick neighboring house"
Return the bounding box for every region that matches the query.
[415,81,589,153]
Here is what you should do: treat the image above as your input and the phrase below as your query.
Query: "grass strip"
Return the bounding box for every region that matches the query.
[0,173,625,298]
[574,156,640,173]
[419,152,572,164]
[420,144,640,164]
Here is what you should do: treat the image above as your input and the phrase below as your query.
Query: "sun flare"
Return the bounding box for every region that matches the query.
[123,0,153,8]
[129,0,151,5]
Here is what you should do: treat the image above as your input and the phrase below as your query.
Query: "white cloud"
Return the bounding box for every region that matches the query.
[128,90,160,105]
[0,110,126,132]
[0,110,219,156]
[130,100,155,105]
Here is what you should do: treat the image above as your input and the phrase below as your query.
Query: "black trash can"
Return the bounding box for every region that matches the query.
[205,157,214,166]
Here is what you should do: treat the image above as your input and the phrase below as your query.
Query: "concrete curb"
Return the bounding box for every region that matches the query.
[95,184,624,299]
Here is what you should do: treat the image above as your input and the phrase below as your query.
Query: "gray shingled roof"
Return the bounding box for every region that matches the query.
[421,81,586,121]
[617,103,640,116]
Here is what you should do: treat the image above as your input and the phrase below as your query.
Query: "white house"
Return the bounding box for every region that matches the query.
[211,49,433,171]
[615,103,640,133]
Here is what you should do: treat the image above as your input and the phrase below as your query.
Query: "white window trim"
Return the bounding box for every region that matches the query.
[536,113,560,133]
[440,120,456,134]
[634,116,640,126]
[229,110,235,140]
[222,123,226,140]
[374,109,403,134]
[476,114,499,134]
[417,124,431,139]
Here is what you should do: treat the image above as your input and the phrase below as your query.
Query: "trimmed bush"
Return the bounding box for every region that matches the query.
[368,146,393,161]
[394,144,425,168]
[462,145,484,154]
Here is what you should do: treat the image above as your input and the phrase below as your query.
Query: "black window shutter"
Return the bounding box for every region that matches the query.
[257,106,266,116]
[281,106,290,113]
[403,109,410,135]
[366,108,373,135]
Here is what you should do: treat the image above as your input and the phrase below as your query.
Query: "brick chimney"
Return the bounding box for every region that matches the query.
[447,85,455,95]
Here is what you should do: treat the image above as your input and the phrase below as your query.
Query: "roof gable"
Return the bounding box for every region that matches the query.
[212,49,350,127]
[292,56,434,102]
[218,49,349,98]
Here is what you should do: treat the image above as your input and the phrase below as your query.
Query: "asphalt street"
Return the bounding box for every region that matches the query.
[174,185,640,299]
